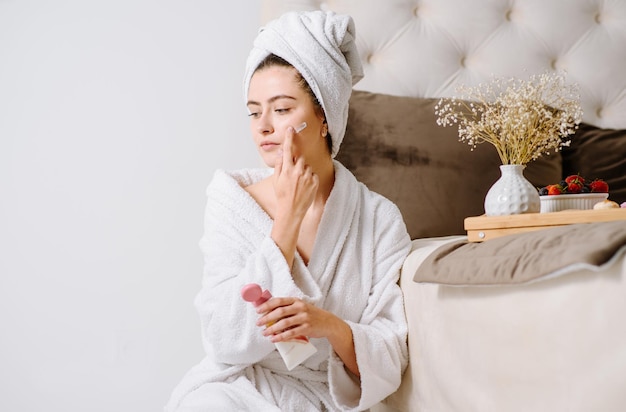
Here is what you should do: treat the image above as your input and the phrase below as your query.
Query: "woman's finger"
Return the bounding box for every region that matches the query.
[311,173,319,189]
[269,325,308,342]
[282,127,295,166]
[255,297,295,317]
[262,315,299,336]
[294,155,306,173]
[274,150,283,175]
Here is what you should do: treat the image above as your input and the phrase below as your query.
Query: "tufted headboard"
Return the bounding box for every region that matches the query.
[263,0,626,129]
[261,0,626,238]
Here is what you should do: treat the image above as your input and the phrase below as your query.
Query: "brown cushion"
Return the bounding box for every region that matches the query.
[337,90,562,239]
[562,123,626,205]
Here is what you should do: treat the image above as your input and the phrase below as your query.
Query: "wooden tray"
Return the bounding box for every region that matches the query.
[464,208,626,242]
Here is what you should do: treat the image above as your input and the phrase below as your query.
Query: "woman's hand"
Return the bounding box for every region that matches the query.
[270,126,319,267]
[256,296,333,340]
[273,127,318,221]
[255,297,360,376]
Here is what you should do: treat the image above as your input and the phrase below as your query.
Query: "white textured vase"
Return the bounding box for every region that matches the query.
[484,164,540,216]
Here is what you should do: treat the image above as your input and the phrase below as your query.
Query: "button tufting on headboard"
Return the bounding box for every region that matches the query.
[262,0,626,129]
[595,12,602,24]
[505,8,514,22]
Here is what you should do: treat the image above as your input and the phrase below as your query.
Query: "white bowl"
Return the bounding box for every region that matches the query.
[540,193,609,213]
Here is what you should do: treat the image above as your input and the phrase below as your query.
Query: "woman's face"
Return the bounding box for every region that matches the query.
[247,66,327,168]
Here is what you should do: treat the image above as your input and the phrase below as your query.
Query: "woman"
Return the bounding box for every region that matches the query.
[166,10,411,412]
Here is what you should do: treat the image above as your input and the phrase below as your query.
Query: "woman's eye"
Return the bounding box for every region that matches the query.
[275,108,291,114]
[248,112,260,118]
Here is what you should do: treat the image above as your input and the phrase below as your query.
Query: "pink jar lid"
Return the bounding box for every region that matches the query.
[241,283,271,307]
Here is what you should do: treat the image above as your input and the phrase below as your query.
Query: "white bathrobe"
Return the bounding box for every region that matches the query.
[166,161,411,412]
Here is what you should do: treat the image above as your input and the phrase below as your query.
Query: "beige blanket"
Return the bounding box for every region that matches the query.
[413,221,626,285]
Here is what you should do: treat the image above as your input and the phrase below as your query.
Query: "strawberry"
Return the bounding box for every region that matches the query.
[547,184,564,195]
[565,174,585,185]
[589,179,609,193]
[567,181,583,193]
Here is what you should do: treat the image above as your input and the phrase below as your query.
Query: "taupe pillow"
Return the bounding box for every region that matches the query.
[337,90,562,239]
[412,221,626,285]
[562,123,626,205]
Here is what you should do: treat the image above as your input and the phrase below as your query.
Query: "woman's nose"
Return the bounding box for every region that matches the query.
[256,114,273,135]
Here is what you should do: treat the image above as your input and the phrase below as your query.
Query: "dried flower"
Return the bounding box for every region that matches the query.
[434,71,583,165]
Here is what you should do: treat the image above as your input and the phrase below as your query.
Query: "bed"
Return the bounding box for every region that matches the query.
[262,1,626,411]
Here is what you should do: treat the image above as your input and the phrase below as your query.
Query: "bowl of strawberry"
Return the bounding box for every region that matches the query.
[538,175,609,213]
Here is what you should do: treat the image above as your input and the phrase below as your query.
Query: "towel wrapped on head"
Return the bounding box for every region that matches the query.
[244,10,364,158]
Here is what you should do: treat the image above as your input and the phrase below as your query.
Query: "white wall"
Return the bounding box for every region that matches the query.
[0,1,261,410]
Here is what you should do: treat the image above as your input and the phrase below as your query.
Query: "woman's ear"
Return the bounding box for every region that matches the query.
[321,120,328,137]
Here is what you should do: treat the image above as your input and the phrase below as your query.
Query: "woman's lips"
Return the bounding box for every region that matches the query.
[260,141,280,151]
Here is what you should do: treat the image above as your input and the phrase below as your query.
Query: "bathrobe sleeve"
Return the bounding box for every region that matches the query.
[328,198,412,411]
[193,172,309,366]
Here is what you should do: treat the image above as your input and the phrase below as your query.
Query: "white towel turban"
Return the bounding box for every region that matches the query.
[243,10,364,158]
